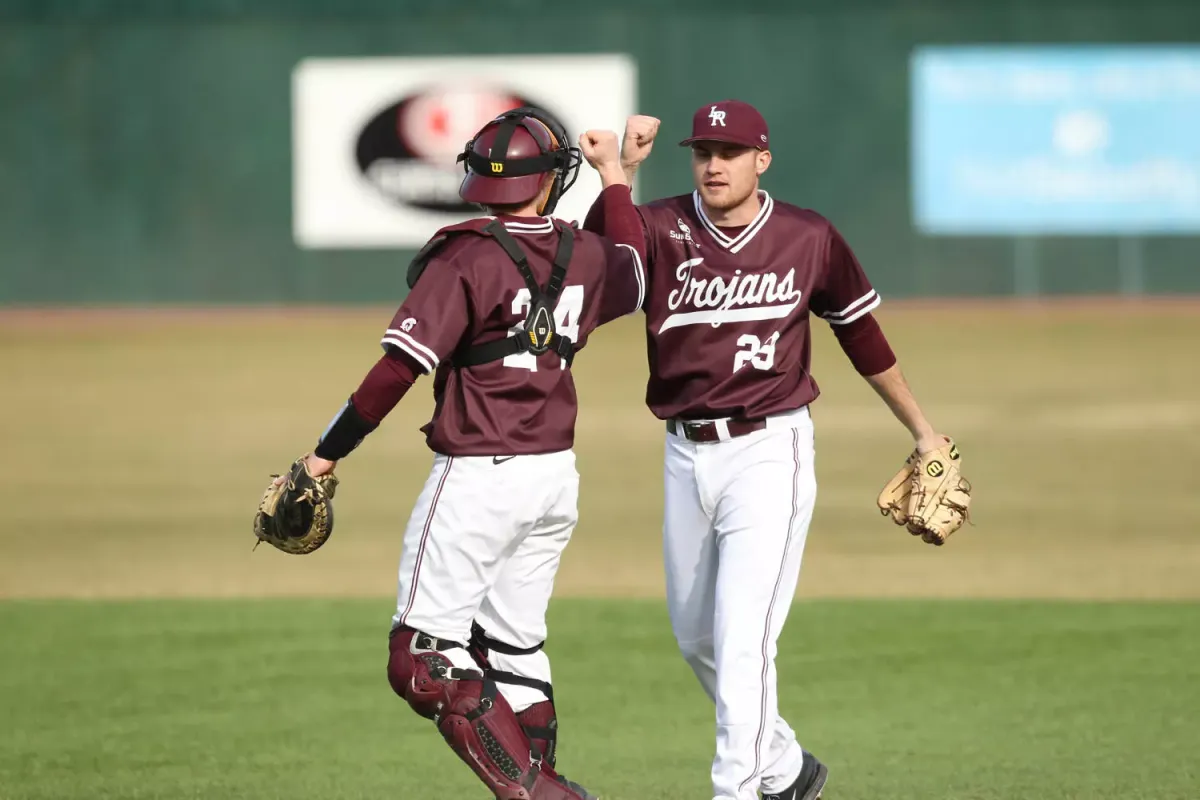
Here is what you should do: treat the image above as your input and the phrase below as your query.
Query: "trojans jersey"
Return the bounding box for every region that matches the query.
[636,191,880,420]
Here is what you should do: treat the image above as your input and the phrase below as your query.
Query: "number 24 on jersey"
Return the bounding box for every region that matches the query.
[504,286,584,372]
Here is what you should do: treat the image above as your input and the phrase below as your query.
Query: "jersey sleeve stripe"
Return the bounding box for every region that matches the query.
[824,293,881,326]
[821,289,878,319]
[381,330,438,372]
[384,329,440,364]
[616,243,646,312]
[381,336,435,372]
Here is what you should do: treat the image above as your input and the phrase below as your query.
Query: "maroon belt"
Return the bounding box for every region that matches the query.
[666,417,767,443]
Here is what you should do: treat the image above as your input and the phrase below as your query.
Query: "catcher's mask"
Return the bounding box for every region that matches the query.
[457,107,581,215]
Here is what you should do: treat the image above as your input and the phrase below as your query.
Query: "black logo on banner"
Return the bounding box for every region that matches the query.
[354,86,562,214]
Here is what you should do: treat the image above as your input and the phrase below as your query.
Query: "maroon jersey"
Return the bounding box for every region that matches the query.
[633,191,879,420]
[381,215,644,456]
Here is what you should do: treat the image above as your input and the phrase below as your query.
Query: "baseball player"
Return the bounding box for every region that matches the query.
[584,101,954,800]
[285,108,646,800]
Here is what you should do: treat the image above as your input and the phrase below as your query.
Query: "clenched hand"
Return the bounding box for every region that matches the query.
[579,129,627,186]
[620,115,661,181]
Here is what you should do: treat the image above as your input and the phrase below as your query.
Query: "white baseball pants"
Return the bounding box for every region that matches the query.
[663,408,818,800]
[392,450,579,712]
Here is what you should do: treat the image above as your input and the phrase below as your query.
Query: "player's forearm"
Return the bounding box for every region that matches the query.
[312,351,419,461]
[350,350,420,423]
[597,185,647,262]
[863,363,940,450]
[598,164,627,189]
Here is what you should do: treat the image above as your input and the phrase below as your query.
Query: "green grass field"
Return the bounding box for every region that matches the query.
[2,303,1199,799]
[3,599,1198,800]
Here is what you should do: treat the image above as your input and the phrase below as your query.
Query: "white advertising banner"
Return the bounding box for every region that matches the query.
[292,54,638,248]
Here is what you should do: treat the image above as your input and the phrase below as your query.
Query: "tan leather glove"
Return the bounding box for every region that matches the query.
[878,439,972,546]
[253,456,339,555]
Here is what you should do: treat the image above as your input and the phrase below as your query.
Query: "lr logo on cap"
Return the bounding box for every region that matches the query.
[708,105,726,127]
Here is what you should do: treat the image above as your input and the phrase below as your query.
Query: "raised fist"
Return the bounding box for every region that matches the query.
[578,129,621,171]
[620,115,661,170]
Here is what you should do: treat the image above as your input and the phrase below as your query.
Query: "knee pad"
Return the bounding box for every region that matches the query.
[388,626,483,719]
[387,626,587,800]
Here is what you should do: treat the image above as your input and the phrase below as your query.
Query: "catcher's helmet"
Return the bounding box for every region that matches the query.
[457,107,581,215]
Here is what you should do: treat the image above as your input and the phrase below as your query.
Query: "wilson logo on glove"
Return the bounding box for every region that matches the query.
[877,438,973,547]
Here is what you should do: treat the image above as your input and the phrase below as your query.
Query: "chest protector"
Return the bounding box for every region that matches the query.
[407,219,577,368]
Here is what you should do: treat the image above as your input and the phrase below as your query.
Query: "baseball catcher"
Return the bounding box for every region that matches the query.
[253,106,649,800]
[877,437,972,545]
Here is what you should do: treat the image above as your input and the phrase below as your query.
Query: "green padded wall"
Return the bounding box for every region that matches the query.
[2,0,1197,303]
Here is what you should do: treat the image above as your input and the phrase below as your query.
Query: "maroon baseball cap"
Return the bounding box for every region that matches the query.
[679,99,769,150]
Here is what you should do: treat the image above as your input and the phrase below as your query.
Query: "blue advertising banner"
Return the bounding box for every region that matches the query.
[911,46,1200,234]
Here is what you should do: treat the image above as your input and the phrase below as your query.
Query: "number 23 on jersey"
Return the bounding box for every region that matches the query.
[733,331,780,373]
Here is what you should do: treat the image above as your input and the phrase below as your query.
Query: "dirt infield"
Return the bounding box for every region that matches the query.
[1,303,1197,600]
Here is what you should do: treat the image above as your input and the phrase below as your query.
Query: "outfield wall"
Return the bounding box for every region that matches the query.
[2,0,1199,304]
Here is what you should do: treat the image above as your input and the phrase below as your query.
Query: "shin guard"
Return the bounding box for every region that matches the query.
[517,700,559,768]
[388,627,588,800]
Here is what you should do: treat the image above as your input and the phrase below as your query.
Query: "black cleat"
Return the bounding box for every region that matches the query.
[762,750,828,800]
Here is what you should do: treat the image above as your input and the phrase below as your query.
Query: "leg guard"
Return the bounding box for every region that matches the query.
[470,622,559,765]
[469,624,597,798]
[388,627,589,800]
[517,701,558,768]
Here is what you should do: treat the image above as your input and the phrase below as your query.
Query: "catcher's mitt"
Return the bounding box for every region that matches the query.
[877,438,972,546]
[253,456,339,555]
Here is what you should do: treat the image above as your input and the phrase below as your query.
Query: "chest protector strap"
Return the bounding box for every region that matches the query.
[453,220,576,368]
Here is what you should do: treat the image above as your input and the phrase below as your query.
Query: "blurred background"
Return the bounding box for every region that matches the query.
[5,0,1200,303]
[1,3,1198,799]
